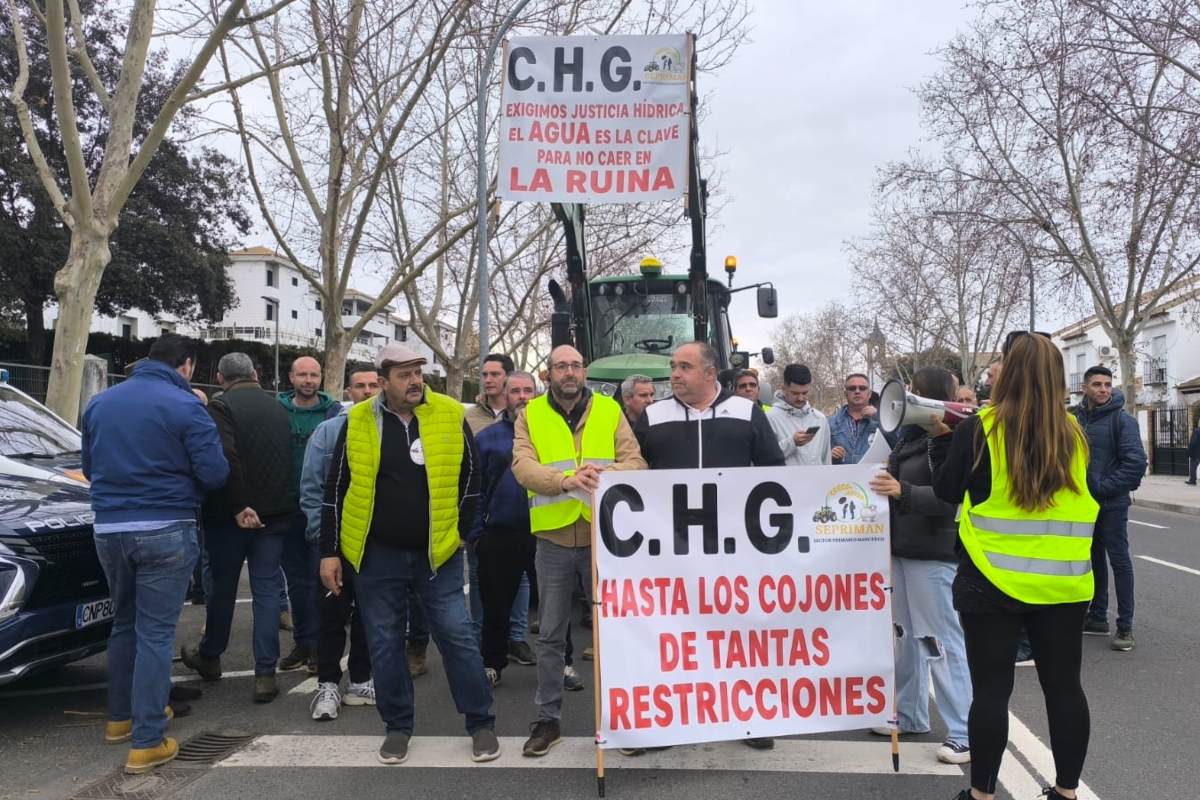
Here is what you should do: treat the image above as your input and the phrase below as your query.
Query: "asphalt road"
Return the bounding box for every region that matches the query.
[1,505,1195,800]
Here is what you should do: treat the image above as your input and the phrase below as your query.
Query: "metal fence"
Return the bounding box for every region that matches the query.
[2,361,224,404]
[0,361,52,403]
[1148,406,1196,476]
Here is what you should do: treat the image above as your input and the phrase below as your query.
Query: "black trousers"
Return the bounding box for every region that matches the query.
[316,556,371,685]
[960,602,1090,794]
[476,527,536,673]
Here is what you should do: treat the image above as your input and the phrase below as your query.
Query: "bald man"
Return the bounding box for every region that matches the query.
[511,345,646,757]
[277,356,342,672]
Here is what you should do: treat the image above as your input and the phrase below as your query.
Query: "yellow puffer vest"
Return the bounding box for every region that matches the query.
[958,406,1100,604]
[525,393,621,532]
[339,389,465,572]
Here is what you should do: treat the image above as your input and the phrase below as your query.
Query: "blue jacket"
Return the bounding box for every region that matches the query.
[469,415,529,540]
[828,404,880,465]
[82,359,229,524]
[299,407,348,543]
[1072,389,1147,510]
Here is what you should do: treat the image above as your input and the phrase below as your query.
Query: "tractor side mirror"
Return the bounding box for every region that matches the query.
[757,286,778,318]
[760,347,775,365]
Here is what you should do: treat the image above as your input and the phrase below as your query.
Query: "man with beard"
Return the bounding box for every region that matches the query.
[318,343,496,764]
[511,345,646,758]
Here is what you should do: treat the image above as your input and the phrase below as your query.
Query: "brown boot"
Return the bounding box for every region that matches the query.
[406,642,428,677]
[124,738,178,774]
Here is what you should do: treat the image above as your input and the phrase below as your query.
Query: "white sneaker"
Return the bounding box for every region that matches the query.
[310,682,341,721]
[937,740,971,764]
[344,680,376,706]
[485,667,501,688]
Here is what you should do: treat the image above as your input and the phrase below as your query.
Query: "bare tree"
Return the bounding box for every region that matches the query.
[920,0,1200,405]
[767,301,867,413]
[214,0,477,395]
[4,0,297,420]
[849,161,1030,386]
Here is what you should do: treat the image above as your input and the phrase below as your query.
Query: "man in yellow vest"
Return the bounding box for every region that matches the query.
[512,344,647,757]
[317,343,497,765]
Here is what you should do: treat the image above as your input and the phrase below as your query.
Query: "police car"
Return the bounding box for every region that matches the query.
[0,368,110,686]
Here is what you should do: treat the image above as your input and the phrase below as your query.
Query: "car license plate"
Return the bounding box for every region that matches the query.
[75,598,114,629]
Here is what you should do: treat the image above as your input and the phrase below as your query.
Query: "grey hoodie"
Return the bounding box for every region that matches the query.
[766,392,832,466]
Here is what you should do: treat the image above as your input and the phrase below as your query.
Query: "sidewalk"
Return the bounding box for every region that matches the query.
[1132,474,1200,515]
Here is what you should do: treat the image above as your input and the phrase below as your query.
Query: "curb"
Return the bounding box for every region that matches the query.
[1132,498,1199,515]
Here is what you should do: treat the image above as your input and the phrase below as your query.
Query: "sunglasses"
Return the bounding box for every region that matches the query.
[1002,330,1053,355]
[845,385,869,392]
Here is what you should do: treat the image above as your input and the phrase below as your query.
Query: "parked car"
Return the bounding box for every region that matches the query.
[0,369,110,686]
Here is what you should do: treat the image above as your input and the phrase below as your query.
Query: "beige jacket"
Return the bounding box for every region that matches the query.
[512,393,647,548]
[465,396,504,436]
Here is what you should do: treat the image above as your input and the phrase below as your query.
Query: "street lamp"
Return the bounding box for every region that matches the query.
[262,295,280,393]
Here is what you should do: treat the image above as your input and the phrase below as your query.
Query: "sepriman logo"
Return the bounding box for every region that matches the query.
[812,482,883,536]
[642,47,687,83]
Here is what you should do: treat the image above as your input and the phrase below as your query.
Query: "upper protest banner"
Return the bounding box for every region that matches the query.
[498,35,690,204]
[594,463,894,749]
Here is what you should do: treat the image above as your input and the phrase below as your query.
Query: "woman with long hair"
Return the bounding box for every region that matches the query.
[932,333,1099,800]
[868,366,972,765]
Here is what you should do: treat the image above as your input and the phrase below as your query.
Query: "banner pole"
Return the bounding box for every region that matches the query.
[591,496,605,797]
[881,469,900,774]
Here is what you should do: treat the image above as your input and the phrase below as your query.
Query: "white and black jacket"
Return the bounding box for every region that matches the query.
[634,388,784,469]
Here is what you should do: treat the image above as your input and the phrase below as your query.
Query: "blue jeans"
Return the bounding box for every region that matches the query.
[200,517,285,675]
[94,521,199,748]
[280,512,318,649]
[511,573,530,640]
[891,557,972,745]
[406,586,429,646]
[1089,507,1134,630]
[354,543,494,735]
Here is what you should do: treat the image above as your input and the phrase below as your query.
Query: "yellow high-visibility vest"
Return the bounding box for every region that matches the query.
[525,393,621,532]
[958,405,1099,604]
[339,389,464,572]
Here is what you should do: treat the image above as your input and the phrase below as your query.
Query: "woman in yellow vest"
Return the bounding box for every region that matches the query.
[932,333,1099,800]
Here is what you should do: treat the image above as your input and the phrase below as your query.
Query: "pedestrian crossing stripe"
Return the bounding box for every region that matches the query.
[216,735,961,775]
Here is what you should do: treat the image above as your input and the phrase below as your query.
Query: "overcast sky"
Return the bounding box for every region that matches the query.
[706,0,976,350]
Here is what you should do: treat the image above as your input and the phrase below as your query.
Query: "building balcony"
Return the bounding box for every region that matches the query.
[1068,373,1083,393]
[1142,359,1167,386]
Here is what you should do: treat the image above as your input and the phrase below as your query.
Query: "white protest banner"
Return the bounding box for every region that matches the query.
[594,463,894,749]
[498,35,690,204]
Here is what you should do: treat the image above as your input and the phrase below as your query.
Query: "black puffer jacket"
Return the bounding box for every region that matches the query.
[203,381,298,523]
[886,427,959,562]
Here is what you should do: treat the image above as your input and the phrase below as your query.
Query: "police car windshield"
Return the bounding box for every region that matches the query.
[0,384,82,458]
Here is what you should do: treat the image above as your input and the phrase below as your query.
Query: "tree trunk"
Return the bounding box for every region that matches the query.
[23,296,47,365]
[45,230,111,423]
[322,320,350,398]
[444,358,466,402]
[1115,334,1138,413]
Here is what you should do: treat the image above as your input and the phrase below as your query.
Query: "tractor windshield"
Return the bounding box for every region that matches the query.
[590,282,718,359]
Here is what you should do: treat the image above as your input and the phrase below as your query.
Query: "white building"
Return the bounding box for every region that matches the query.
[1053,277,1200,410]
[45,246,453,377]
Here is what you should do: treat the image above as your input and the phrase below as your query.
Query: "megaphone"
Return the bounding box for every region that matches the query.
[879,379,977,434]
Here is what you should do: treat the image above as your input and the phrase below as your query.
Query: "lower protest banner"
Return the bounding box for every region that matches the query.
[594,462,894,749]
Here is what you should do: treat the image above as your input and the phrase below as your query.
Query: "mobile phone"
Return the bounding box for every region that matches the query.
[805,426,820,435]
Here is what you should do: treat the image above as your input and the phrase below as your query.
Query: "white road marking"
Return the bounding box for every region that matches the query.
[216,735,961,775]
[0,669,260,699]
[1136,554,1200,577]
[1129,519,1168,530]
[1005,710,1101,800]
